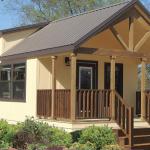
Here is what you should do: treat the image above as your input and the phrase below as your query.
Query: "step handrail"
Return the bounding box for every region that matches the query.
[114,90,134,147]
[145,91,150,123]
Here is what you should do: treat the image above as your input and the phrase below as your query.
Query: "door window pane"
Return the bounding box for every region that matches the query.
[79,67,92,89]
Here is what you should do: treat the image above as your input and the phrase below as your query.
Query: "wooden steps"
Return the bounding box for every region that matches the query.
[115,128,150,150]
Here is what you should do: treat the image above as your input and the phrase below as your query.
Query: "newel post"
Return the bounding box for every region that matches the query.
[51,56,57,119]
[141,57,147,120]
[70,53,77,121]
[110,56,116,120]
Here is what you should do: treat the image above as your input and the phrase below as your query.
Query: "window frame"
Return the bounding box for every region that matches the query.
[0,62,26,102]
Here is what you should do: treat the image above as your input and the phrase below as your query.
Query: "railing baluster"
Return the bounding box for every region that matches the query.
[97,91,100,118]
[83,91,86,118]
[106,91,108,117]
[99,91,102,118]
[145,92,150,124]
[94,91,97,118]
[122,104,125,130]
[87,91,89,118]
[102,91,105,118]
[148,96,150,122]
[79,91,81,118]
[91,91,94,118]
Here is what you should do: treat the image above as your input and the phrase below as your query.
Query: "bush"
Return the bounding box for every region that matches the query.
[102,144,123,150]
[48,127,72,147]
[13,117,52,149]
[70,142,96,150]
[79,126,116,150]
[13,117,72,149]
[27,143,47,150]
[0,120,17,149]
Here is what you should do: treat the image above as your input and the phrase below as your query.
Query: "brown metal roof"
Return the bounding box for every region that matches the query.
[1,0,147,59]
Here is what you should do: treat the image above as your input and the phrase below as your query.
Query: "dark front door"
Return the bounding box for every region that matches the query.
[104,63,123,97]
[77,60,98,89]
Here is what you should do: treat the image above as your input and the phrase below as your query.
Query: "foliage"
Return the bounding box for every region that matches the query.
[27,143,47,150]
[0,120,17,149]
[102,144,123,150]
[12,117,72,149]
[13,117,51,149]
[4,0,125,25]
[48,127,72,148]
[79,126,116,150]
[70,141,96,150]
[0,119,118,150]
[71,130,81,143]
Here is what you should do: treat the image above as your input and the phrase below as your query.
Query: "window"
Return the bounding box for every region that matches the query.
[0,63,26,101]
[79,66,93,89]
[77,60,98,89]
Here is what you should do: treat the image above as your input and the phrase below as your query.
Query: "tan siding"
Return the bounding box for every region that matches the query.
[0,58,38,122]
[1,28,38,55]
[37,58,52,89]
[55,56,71,89]
[37,55,71,90]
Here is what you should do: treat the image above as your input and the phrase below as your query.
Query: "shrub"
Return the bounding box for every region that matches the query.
[13,117,52,149]
[0,120,17,149]
[13,117,72,149]
[79,126,116,150]
[27,143,47,150]
[102,144,123,150]
[70,142,96,150]
[48,127,72,148]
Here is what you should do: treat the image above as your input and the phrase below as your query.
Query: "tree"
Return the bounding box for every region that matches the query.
[4,0,125,25]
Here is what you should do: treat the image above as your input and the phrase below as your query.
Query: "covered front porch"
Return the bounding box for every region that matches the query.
[36,54,136,121]
[36,53,150,148]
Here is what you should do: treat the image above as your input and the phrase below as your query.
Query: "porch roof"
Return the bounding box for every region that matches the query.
[1,0,149,59]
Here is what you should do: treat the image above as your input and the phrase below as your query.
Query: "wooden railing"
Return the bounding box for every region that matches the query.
[37,89,70,119]
[76,89,111,119]
[54,89,71,119]
[37,90,52,118]
[145,91,150,123]
[114,91,134,147]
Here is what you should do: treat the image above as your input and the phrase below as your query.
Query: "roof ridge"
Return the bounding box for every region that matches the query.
[51,0,133,24]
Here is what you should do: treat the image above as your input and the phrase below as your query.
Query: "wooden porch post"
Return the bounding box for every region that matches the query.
[129,16,134,51]
[51,56,57,119]
[141,58,147,120]
[70,53,76,121]
[110,56,116,120]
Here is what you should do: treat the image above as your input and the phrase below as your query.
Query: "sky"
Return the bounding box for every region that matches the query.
[0,0,149,30]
